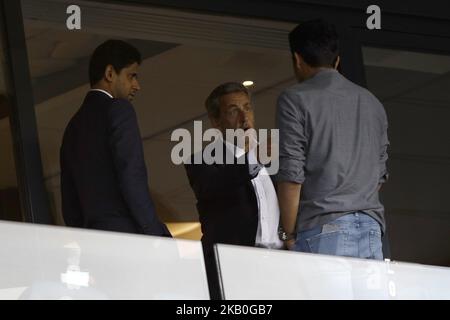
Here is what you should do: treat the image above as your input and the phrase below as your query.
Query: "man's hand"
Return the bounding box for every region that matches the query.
[243,128,257,153]
[277,182,301,250]
[257,135,272,164]
[284,239,296,250]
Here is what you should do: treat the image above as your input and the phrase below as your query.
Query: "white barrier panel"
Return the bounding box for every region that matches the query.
[0,221,209,300]
[215,244,450,300]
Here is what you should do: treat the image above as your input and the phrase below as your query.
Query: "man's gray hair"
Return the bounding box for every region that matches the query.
[205,82,249,119]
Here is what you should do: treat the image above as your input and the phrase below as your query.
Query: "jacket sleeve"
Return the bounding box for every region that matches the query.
[185,152,261,201]
[60,142,83,228]
[275,91,307,184]
[108,99,171,237]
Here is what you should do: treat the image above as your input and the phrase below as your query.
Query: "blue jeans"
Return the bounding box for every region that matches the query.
[294,212,383,260]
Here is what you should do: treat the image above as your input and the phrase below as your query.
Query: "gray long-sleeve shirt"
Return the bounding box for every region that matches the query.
[276,69,389,233]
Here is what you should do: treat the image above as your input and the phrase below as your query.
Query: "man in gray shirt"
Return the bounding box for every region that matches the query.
[276,19,389,260]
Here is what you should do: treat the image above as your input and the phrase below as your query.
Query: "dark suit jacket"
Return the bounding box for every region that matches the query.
[185,144,262,299]
[60,90,170,237]
[184,146,260,248]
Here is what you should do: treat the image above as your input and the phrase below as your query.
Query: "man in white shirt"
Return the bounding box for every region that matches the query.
[223,138,282,249]
[185,82,282,299]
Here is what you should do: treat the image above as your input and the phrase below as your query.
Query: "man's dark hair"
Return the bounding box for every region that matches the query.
[89,40,141,86]
[289,19,339,68]
[205,82,249,119]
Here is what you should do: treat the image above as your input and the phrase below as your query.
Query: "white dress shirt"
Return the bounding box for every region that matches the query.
[89,89,113,98]
[224,139,283,249]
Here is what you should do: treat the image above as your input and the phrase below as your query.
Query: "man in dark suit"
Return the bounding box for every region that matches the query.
[60,40,170,237]
[185,82,282,299]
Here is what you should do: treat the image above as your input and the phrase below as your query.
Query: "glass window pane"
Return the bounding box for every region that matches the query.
[216,244,450,299]
[363,46,450,266]
[21,0,296,238]
[0,11,24,222]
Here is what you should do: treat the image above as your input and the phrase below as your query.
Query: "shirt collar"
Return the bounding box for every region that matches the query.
[89,89,113,99]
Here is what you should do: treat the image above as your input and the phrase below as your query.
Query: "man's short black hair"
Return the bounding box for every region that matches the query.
[289,19,339,68]
[89,40,141,86]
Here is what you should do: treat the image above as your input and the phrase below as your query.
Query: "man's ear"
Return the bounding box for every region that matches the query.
[293,52,303,71]
[334,56,341,70]
[209,115,220,129]
[104,64,115,83]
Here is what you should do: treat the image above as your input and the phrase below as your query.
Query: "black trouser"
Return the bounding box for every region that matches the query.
[202,242,221,300]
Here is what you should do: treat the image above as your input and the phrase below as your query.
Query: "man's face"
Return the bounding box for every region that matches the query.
[212,91,255,133]
[112,62,141,101]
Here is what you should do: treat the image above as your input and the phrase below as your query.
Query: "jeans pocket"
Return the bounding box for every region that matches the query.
[306,230,348,256]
